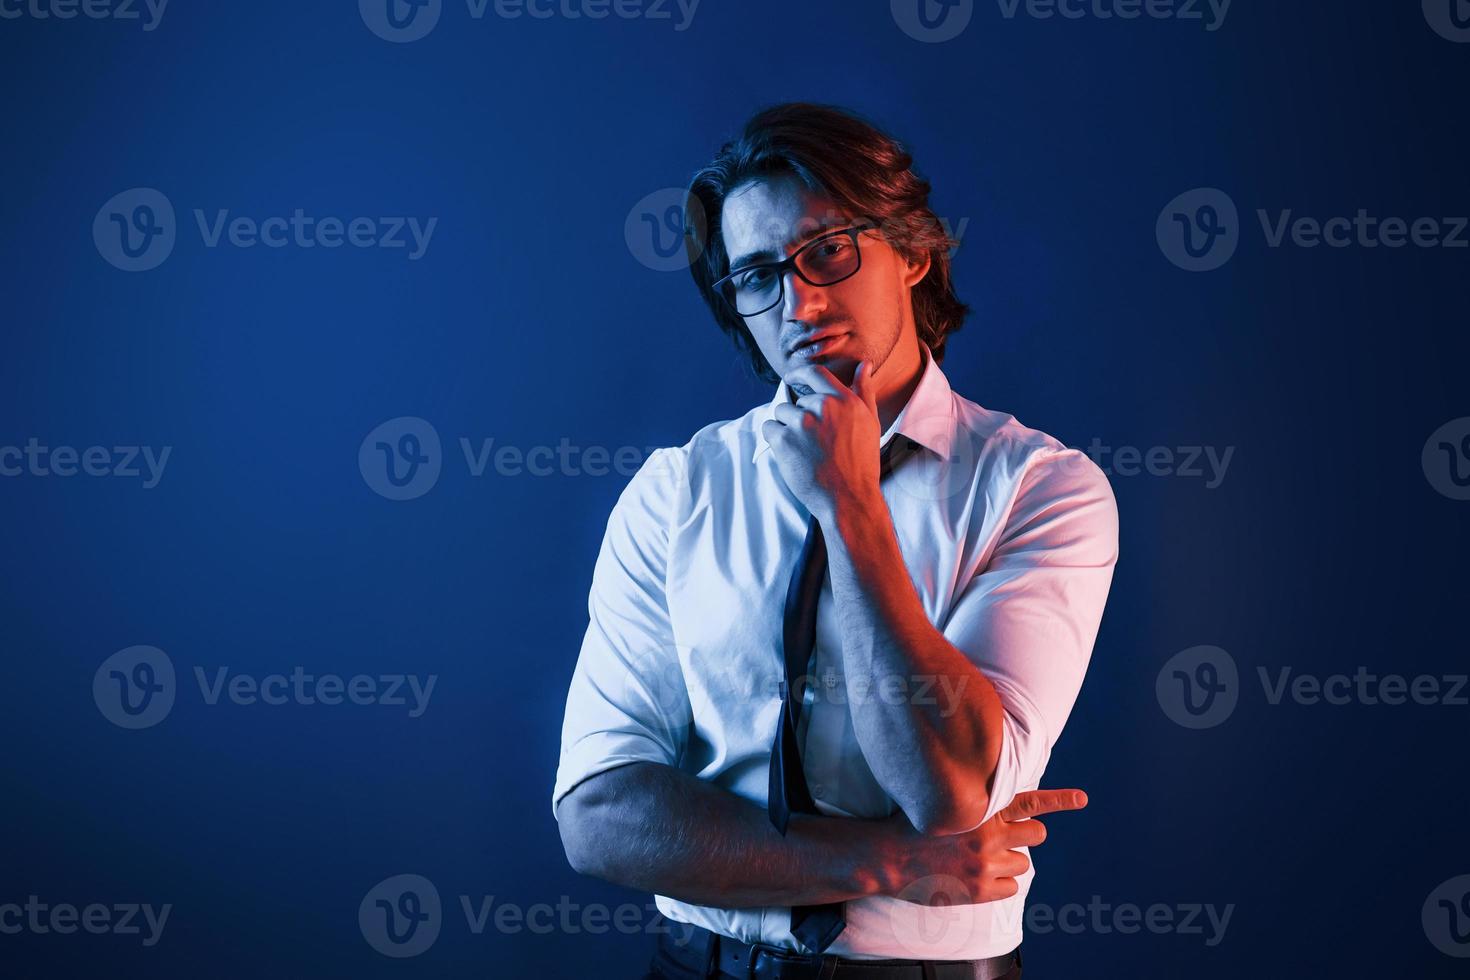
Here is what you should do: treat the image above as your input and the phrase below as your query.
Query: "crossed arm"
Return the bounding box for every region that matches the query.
[557,759,1080,909]
[553,442,1117,902]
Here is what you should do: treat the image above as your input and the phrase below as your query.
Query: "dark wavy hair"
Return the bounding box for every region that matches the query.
[684,102,968,385]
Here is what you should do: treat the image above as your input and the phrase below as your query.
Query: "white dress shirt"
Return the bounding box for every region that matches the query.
[553,341,1118,959]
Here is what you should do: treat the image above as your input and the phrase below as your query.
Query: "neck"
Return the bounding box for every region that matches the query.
[873,333,925,434]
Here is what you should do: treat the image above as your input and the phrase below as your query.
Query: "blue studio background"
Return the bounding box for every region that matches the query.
[2,1,1468,977]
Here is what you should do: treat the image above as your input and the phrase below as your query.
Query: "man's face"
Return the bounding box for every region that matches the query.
[719,174,930,388]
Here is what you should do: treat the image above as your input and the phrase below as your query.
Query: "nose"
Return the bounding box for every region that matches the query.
[780,267,826,323]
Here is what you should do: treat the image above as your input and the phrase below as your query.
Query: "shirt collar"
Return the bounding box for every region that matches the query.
[751,340,956,464]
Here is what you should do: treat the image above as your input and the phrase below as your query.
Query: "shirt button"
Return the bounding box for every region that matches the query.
[811,782,825,798]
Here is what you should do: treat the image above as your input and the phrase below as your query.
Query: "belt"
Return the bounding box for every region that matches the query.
[656,924,1021,980]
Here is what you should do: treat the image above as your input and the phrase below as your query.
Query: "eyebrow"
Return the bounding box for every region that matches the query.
[728,220,852,272]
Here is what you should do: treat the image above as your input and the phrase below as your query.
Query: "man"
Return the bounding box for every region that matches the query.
[553,103,1119,979]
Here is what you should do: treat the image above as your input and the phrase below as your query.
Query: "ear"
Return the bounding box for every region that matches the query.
[902,249,932,288]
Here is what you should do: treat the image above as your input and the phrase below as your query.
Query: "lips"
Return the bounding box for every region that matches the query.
[789,330,846,355]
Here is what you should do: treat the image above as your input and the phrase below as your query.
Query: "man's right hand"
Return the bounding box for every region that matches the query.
[874,788,1089,906]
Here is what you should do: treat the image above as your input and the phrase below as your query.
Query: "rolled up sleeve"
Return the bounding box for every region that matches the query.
[552,447,692,820]
[939,446,1119,826]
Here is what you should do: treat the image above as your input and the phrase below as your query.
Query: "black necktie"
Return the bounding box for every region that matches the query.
[768,434,915,955]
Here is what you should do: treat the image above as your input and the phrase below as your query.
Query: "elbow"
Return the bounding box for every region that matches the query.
[901,763,994,836]
[903,788,991,837]
[556,789,609,877]
[908,801,989,837]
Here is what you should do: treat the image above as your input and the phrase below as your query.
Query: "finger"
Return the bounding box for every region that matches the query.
[999,789,1088,822]
[783,364,845,399]
[981,877,1019,902]
[1001,818,1047,850]
[850,359,879,416]
[992,849,1031,879]
[771,402,809,427]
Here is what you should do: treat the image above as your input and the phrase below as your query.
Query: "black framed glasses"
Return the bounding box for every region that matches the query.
[713,222,875,317]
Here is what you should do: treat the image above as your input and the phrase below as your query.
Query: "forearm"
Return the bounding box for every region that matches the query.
[557,761,890,908]
[825,495,1004,834]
